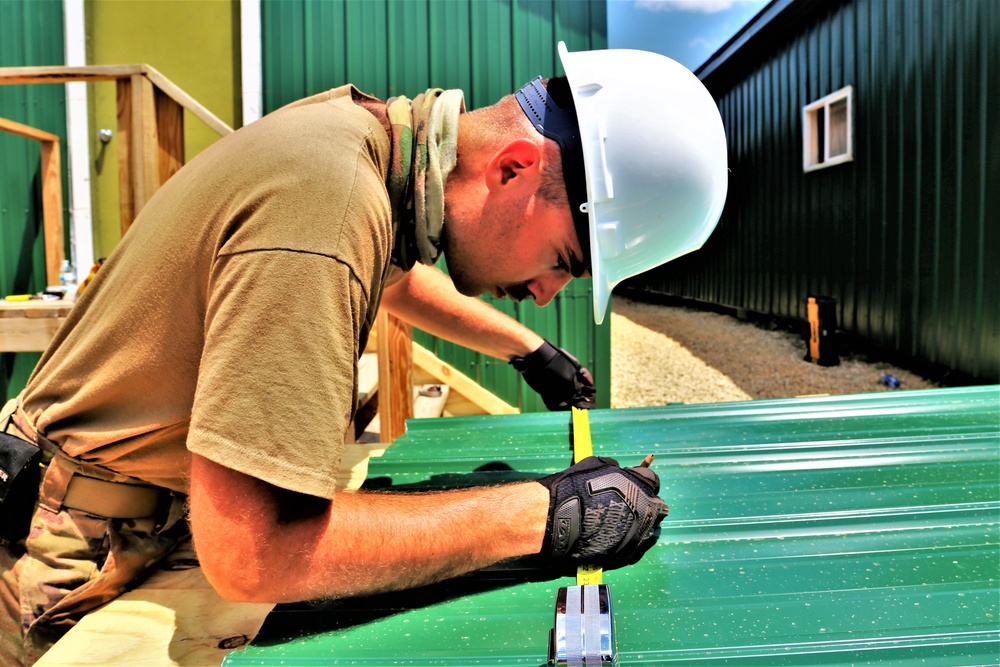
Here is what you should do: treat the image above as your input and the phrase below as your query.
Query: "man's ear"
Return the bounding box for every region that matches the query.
[484,138,543,193]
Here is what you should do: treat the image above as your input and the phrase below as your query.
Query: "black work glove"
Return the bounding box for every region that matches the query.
[510,340,596,411]
[536,456,669,570]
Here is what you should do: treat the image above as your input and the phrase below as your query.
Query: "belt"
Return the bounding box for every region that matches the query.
[6,396,176,522]
[62,473,167,519]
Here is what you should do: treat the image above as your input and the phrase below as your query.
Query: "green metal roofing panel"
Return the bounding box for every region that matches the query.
[225,386,1000,665]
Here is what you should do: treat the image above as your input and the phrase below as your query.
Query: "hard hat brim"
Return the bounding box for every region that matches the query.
[557,41,729,325]
[557,42,610,325]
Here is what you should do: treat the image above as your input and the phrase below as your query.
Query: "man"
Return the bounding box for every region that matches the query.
[0,43,727,664]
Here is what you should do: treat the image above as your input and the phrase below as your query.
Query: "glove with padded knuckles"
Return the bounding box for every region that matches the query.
[535,456,668,569]
[510,340,596,411]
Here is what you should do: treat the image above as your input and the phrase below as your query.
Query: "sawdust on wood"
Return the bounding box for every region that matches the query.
[611,296,938,408]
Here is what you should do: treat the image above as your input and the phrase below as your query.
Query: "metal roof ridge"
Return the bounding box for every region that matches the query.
[695,0,843,90]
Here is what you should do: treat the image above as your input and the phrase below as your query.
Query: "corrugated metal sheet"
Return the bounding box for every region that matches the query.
[226,385,1000,665]
[261,0,610,410]
[630,0,999,383]
[262,0,607,112]
[0,0,66,400]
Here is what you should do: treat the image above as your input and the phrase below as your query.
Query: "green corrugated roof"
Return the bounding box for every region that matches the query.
[225,386,1000,665]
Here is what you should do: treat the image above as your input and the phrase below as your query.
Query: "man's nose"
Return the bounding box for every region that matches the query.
[528,272,573,307]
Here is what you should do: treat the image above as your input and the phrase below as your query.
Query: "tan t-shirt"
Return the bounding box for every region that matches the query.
[19,86,394,499]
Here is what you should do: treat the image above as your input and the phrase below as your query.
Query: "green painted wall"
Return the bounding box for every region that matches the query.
[86,0,241,257]
[1,0,66,400]
[262,0,611,411]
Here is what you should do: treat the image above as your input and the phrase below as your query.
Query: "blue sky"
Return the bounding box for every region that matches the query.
[608,0,773,71]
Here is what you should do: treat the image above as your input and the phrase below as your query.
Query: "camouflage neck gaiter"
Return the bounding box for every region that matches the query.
[382,88,464,270]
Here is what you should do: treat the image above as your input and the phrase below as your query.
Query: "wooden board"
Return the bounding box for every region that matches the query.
[356,352,379,409]
[0,65,233,137]
[412,343,518,416]
[0,300,72,352]
[413,384,450,419]
[375,312,413,441]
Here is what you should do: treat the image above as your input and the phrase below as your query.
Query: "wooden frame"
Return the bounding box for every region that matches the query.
[0,64,233,355]
[0,117,64,286]
[0,64,233,236]
[802,85,854,173]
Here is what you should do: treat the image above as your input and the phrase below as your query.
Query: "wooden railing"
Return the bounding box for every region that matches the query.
[0,64,234,236]
[0,64,231,357]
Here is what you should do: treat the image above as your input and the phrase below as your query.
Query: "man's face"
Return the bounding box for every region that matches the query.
[442,191,586,308]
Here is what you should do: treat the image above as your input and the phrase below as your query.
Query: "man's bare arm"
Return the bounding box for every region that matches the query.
[189,453,549,604]
[380,263,543,360]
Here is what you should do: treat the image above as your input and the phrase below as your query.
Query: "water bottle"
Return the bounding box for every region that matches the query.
[59,260,78,301]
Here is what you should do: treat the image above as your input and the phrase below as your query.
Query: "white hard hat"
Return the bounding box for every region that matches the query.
[516,43,729,324]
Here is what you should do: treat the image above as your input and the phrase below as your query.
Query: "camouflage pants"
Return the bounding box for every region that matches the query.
[1,400,189,666]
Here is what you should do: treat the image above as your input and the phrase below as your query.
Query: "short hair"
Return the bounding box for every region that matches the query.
[466,79,568,208]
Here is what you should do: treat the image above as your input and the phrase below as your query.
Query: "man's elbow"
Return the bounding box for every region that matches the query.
[196,541,279,603]
[190,510,298,603]
[188,453,326,603]
[194,527,352,604]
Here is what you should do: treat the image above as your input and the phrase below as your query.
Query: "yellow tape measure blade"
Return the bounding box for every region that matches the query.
[577,563,603,585]
[571,406,593,463]
[571,407,602,585]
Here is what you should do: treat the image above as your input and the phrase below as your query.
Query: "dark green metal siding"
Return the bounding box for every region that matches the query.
[261,0,610,411]
[630,0,999,383]
[0,0,67,400]
[263,0,607,110]
[228,385,1000,665]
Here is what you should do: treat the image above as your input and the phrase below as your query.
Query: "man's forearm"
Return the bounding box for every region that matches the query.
[380,263,543,360]
[281,484,549,601]
[190,454,549,604]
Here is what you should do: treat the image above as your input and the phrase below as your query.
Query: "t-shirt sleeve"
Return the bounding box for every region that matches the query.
[187,249,367,499]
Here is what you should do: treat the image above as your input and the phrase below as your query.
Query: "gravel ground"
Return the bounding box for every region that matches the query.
[611,296,939,408]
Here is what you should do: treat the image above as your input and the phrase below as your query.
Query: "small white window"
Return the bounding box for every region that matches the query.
[803,85,853,172]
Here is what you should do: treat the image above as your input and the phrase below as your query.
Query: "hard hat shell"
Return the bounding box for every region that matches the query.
[557,42,729,324]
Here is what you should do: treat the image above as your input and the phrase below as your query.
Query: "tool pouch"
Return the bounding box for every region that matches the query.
[0,431,42,543]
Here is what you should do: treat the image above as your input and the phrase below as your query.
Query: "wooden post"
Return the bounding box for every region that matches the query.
[375,311,414,442]
[0,117,64,286]
[133,73,158,232]
[117,73,161,235]
[155,88,184,186]
[116,77,135,233]
[39,139,64,286]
